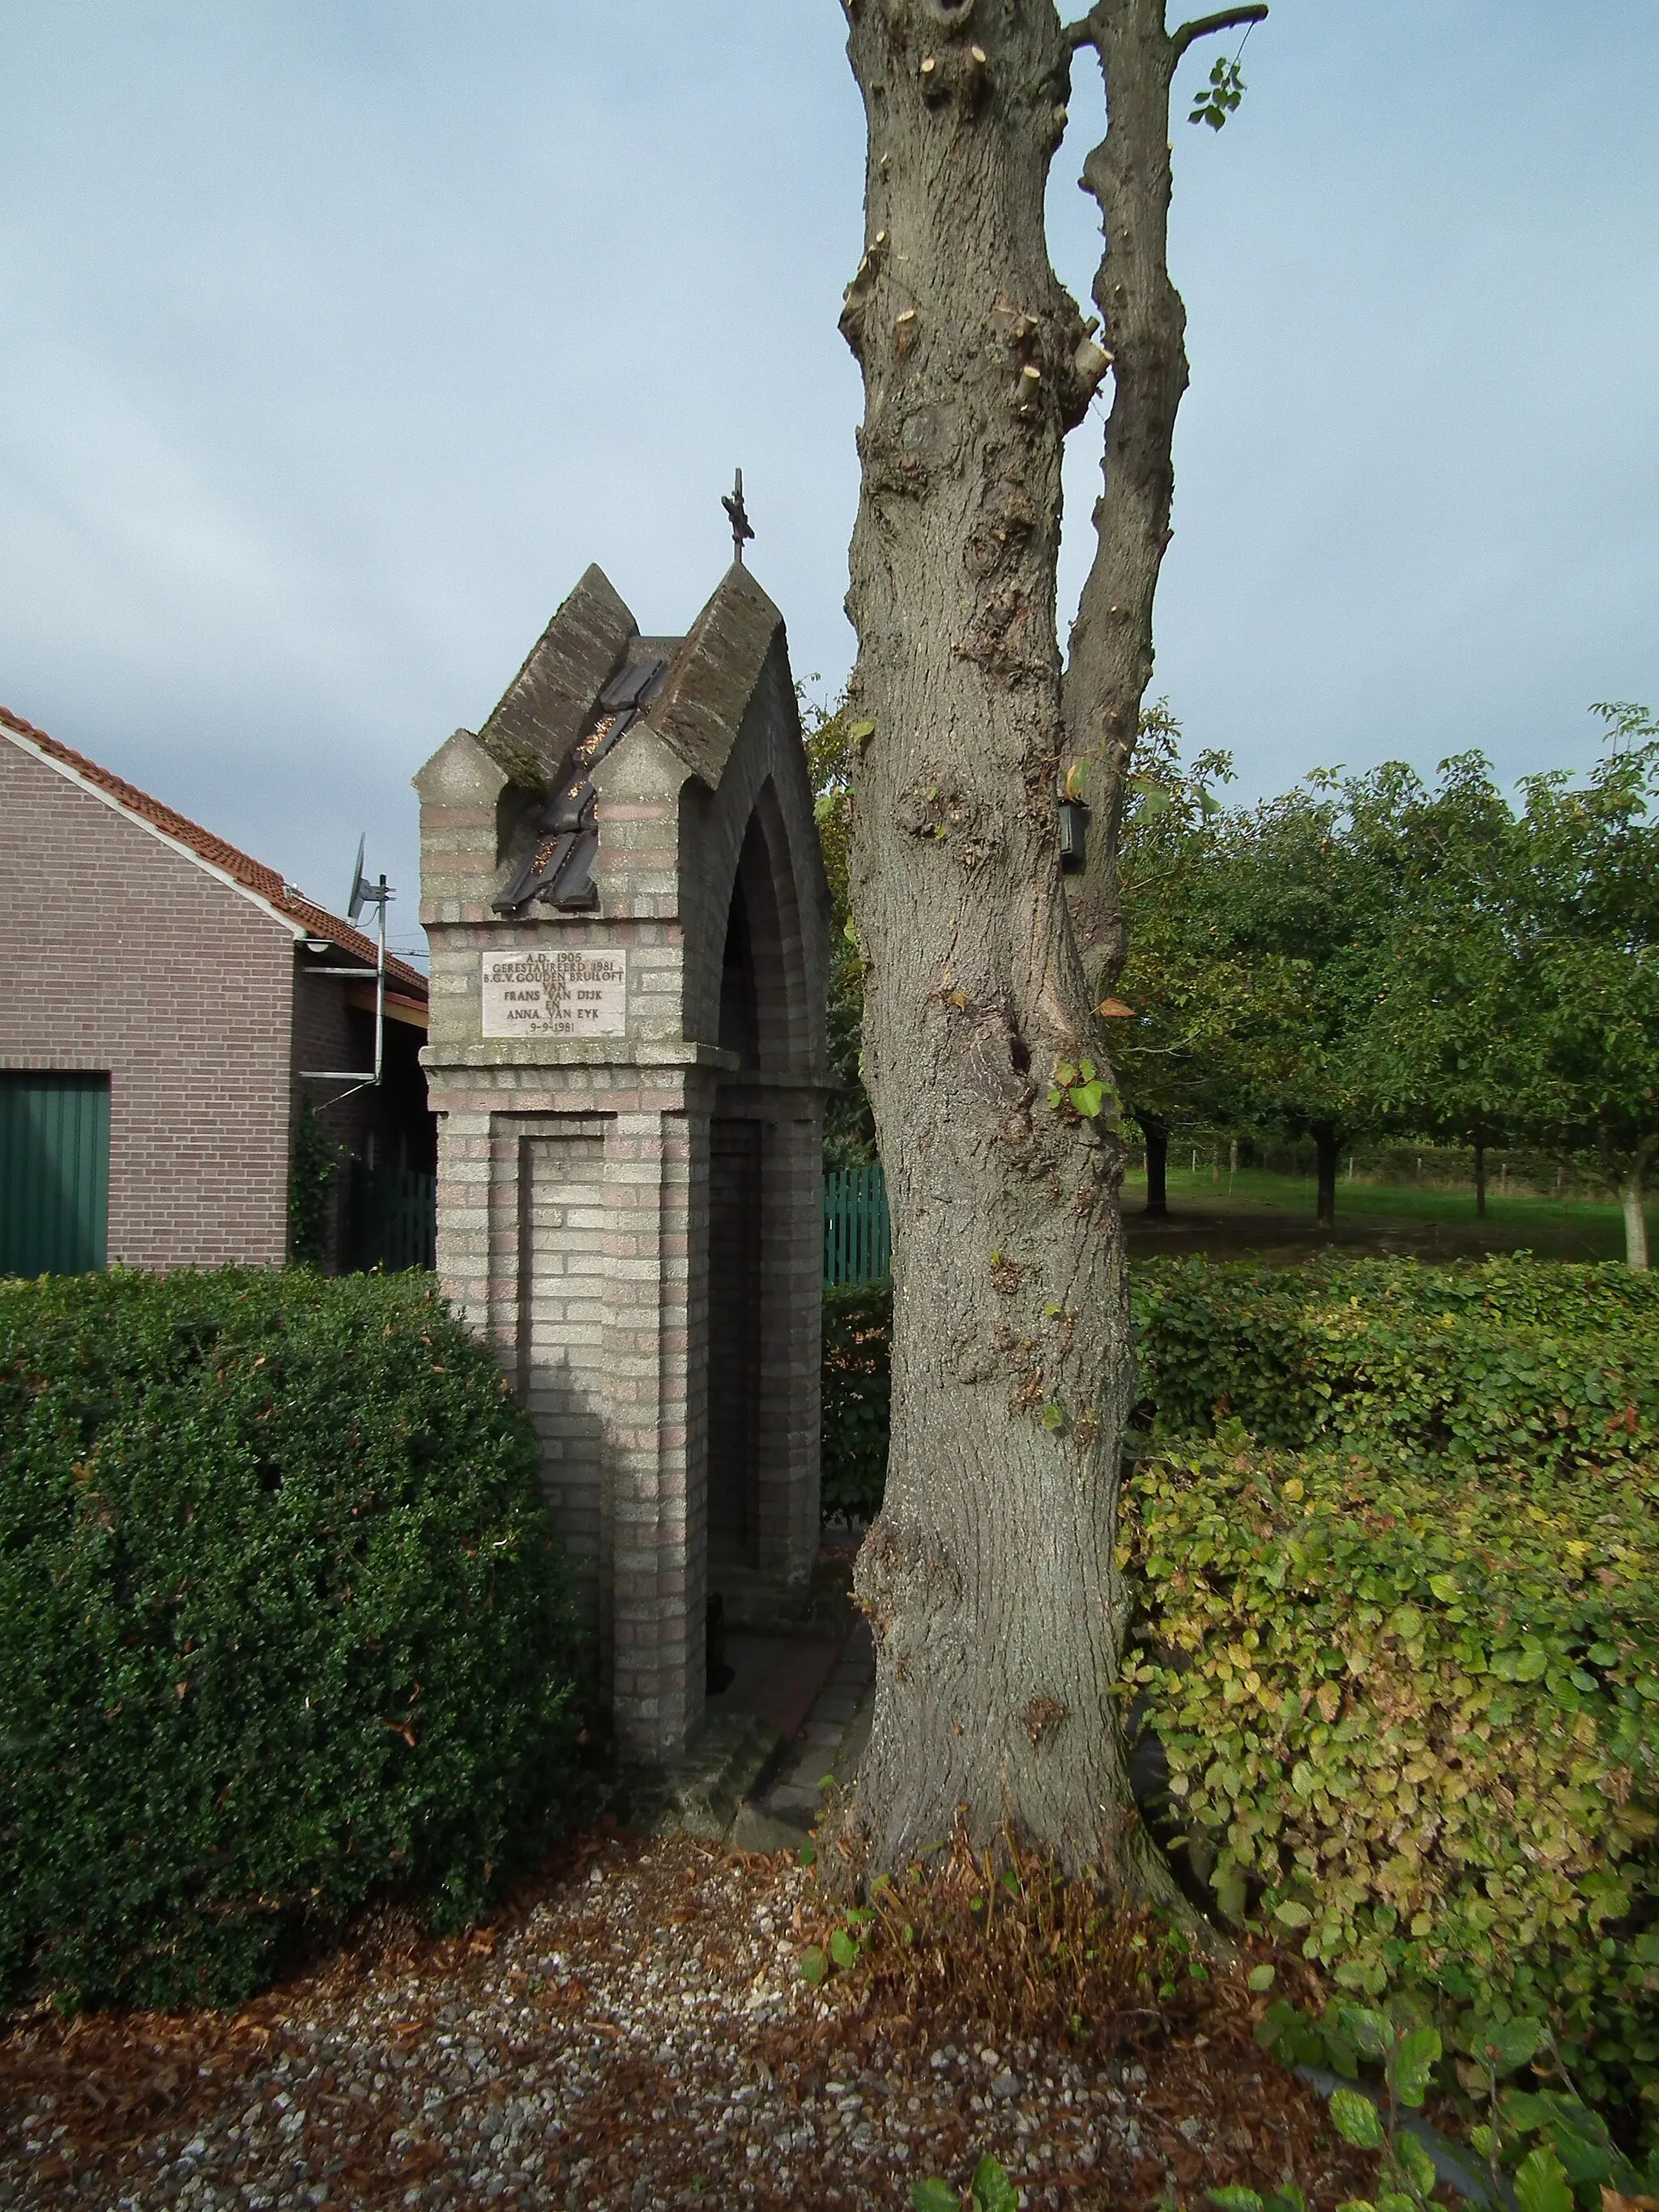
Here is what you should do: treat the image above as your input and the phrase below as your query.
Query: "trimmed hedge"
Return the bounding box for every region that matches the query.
[811,1255,1659,2131]
[821,1281,890,1519]
[0,1268,582,2010]
[1132,1253,1659,1473]
[819,1255,1659,1515]
[1121,1439,1659,2131]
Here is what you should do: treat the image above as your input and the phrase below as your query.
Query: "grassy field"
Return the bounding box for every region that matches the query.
[1120,1162,1645,1264]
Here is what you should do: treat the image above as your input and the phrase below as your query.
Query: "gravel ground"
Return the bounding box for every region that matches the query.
[0,1832,1366,2212]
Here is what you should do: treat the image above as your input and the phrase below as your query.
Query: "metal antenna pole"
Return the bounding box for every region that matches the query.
[299,850,394,1097]
[373,875,388,1087]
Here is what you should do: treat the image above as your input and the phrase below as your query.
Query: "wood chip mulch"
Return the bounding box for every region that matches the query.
[0,1830,1375,2211]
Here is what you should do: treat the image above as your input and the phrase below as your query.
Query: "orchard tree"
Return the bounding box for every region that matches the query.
[1350,719,1659,1264]
[1108,711,1266,1213]
[1509,710,1659,1268]
[835,0,1265,1879]
[1356,752,1534,1218]
[1189,769,1407,1228]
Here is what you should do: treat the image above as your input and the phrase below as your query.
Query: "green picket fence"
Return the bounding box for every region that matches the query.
[823,1164,889,1285]
[346,1161,437,1272]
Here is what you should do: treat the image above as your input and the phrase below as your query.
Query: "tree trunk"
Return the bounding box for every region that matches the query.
[1313,1123,1338,1230]
[1141,1116,1169,1217]
[1058,9,1184,1004]
[1622,1174,1650,1272]
[1473,1134,1486,1219]
[838,0,1142,1877]
[1060,0,1265,1000]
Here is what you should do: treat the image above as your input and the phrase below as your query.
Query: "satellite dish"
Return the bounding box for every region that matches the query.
[347,833,369,923]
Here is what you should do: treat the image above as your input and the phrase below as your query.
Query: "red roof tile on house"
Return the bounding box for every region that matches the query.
[0,704,428,997]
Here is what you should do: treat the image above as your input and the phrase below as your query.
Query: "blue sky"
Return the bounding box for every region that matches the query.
[2,2,1654,957]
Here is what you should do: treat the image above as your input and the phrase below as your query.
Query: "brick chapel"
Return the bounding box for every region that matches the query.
[416,560,832,1762]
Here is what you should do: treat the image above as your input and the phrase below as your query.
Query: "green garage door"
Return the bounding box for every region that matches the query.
[0,1073,110,1276]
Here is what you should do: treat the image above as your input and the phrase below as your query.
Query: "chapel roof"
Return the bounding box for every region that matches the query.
[479,561,792,916]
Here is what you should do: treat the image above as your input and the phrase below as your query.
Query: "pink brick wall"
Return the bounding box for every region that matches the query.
[0,736,297,1269]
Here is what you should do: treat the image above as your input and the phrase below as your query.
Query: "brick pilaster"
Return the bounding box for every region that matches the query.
[602,1102,710,1758]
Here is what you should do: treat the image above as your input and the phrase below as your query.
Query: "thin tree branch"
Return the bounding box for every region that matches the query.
[1169,3,1268,64]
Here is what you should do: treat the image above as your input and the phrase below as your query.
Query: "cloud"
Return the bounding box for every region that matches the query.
[0,0,1653,930]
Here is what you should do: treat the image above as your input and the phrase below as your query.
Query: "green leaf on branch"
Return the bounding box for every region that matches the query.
[1512,2146,1573,2212]
[1501,2091,1554,2134]
[1328,2088,1386,2151]
[1395,2130,1437,2197]
[1389,2025,1440,2108]
[911,2182,960,2212]
[1130,775,1176,815]
[800,1946,828,1986]
[971,2157,1018,2212]
[1190,55,1246,130]
[1335,2005,1392,2060]
[1475,2017,1544,2075]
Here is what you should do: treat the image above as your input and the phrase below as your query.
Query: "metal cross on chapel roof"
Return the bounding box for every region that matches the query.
[721,468,755,565]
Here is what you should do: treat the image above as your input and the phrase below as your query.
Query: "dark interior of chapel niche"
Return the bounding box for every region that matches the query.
[709,837,764,1570]
[707,1116,762,1571]
[717,799,799,1072]
[719,876,759,1068]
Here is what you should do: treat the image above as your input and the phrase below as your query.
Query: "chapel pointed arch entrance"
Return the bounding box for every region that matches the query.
[707,783,812,1574]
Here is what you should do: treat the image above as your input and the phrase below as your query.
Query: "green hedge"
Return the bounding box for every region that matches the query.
[809,1255,1659,2129]
[821,1281,890,1519]
[818,1255,1659,1514]
[1121,1438,1659,2135]
[0,1268,582,2010]
[1132,1254,1659,1473]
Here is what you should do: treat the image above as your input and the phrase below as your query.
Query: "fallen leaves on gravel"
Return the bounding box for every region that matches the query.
[0,1830,1374,2210]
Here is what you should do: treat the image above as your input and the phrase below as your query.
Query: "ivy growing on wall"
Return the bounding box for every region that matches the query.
[288,1090,339,1267]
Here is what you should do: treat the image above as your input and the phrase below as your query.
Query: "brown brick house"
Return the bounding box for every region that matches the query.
[0,705,433,1276]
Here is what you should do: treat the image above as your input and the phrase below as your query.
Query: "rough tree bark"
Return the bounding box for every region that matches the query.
[1622,1178,1650,1272]
[837,0,1262,1879]
[1618,1144,1656,1271]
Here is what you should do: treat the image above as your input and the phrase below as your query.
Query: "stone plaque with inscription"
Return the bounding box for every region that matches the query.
[481,948,628,1038]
